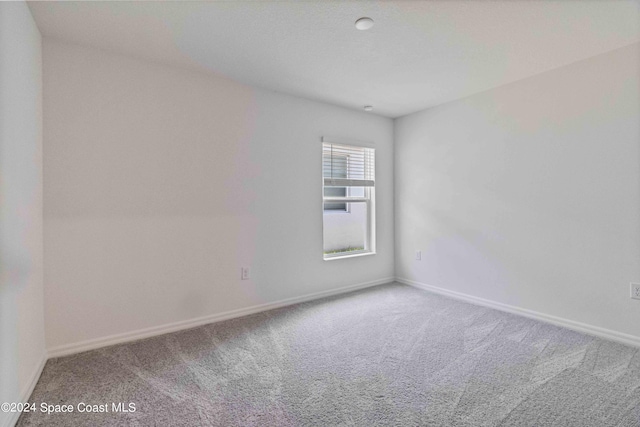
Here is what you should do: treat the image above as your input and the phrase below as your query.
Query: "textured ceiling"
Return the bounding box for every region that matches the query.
[29,0,640,118]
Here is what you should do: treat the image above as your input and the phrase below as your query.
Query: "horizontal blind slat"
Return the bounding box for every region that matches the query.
[323,197,368,203]
[322,142,375,186]
[323,178,374,187]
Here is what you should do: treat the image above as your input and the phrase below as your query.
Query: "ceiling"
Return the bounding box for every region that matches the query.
[29,0,640,118]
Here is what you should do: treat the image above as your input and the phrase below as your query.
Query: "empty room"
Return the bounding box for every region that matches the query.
[1,0,640,426]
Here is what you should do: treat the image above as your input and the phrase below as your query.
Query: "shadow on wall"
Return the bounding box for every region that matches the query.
[43,39,263,347]
[0,2,44,424]
[0,287,19,427]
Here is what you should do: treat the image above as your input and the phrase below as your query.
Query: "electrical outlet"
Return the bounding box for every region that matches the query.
[415,251,421,261]
[241,267,251,280]
[631,283,640,300]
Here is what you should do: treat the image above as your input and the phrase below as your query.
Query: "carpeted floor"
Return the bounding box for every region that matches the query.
[18,283,640,426]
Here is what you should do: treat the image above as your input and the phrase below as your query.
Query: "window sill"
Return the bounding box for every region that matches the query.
[323,251,376,261]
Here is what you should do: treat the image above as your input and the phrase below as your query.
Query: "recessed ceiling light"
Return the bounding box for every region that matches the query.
[364,105,373,112]
[355,17,374,31]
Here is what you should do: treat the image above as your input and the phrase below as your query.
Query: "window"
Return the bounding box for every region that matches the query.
[322,140,375,259]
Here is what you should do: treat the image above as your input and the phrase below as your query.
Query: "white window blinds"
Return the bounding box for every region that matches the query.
[322,143,375,187]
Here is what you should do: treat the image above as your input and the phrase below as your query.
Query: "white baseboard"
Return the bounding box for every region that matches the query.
[2,354,47,427]
[397,277,640,348]
[47,277,394,359]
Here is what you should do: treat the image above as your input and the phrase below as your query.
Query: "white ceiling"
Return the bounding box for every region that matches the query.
[29,0,640,118]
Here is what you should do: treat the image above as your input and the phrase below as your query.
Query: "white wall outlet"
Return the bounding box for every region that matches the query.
[241,267,251,280]
[631,283,640,300]
[415,251,421,261]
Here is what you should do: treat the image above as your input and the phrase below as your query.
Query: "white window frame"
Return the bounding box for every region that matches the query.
[322,138,376,260]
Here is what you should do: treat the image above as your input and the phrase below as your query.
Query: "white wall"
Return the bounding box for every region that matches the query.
[43,40,394,350]
[0,2,45,426]
[395,43,640,337]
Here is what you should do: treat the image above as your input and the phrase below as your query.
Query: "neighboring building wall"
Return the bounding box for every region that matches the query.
[0,2,45,426]
[323,203,367,252]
